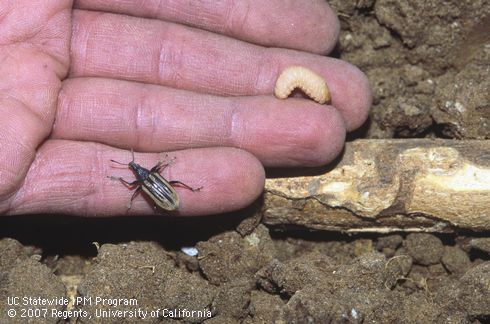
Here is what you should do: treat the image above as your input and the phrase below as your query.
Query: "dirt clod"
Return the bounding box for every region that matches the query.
[458,262,490,318]
[0,255,66,324]
[469,237,490,254]
[441,245,472,274]
[197,225,276,285]
[404,233,444,265]
[211,279,253,319]
[77,242,215,323]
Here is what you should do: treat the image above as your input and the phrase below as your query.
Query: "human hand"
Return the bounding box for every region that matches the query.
[1,0,371,217]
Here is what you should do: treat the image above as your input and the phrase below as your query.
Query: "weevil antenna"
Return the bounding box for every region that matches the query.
[110,159,127,166]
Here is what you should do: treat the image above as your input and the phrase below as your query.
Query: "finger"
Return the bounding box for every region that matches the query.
[53,78,346,167]
[8,140,265,217]
[74,0,339,54]
[71,10,371,131]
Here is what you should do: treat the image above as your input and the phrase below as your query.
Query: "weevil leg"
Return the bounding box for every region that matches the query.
[127,187,142,210]
[152,154,176,173]
[108,176,140,189]
[169,180,203,192]
[161,153,177,165]
[151,161,170,173]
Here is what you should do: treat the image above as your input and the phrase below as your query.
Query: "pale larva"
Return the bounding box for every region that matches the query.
[274,66,331,104]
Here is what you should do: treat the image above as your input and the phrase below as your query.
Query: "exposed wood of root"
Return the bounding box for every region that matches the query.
[263,139,490,233]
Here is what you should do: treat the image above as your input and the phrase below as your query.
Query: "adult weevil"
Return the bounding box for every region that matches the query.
[108,150,202,211]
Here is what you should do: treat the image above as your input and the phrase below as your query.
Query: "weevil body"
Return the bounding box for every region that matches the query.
[109,150,201,211]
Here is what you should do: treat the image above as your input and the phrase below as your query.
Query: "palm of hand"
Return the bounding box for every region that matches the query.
[0,2,70,214]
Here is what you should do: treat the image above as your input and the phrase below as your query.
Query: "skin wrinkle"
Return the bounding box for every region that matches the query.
[150,99,157,149]
[70,89,88,136]
[194,0,230,32]
[187,108,199,148]
[31,12,70,72]
[2,54,56,125]
[157,42,166,85]
[7,157,36,213]
[6,142,51,213]
[172,98,233,148]
[0,47,11,65]
[51,81,66,133]
[0,5,12,35]
[153,0,165,19]
[132,98,144,149]
[252,51,272,96]
[218,101,235,147]
[225,0,250,36]
[84,142,103,216]
[2,15,39,46]
[136,88,157,149]
[156,30,183,88]
[0,100,42,180]
[36,82,60,123]
[0,155,27,212]
[195,99,224,146]
[71,11,89,76]
[11,142,102,215]
[229,102,245,150]
[159,100,189,148]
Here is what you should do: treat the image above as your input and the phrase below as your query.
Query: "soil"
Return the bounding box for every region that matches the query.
[1,1,490,323]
